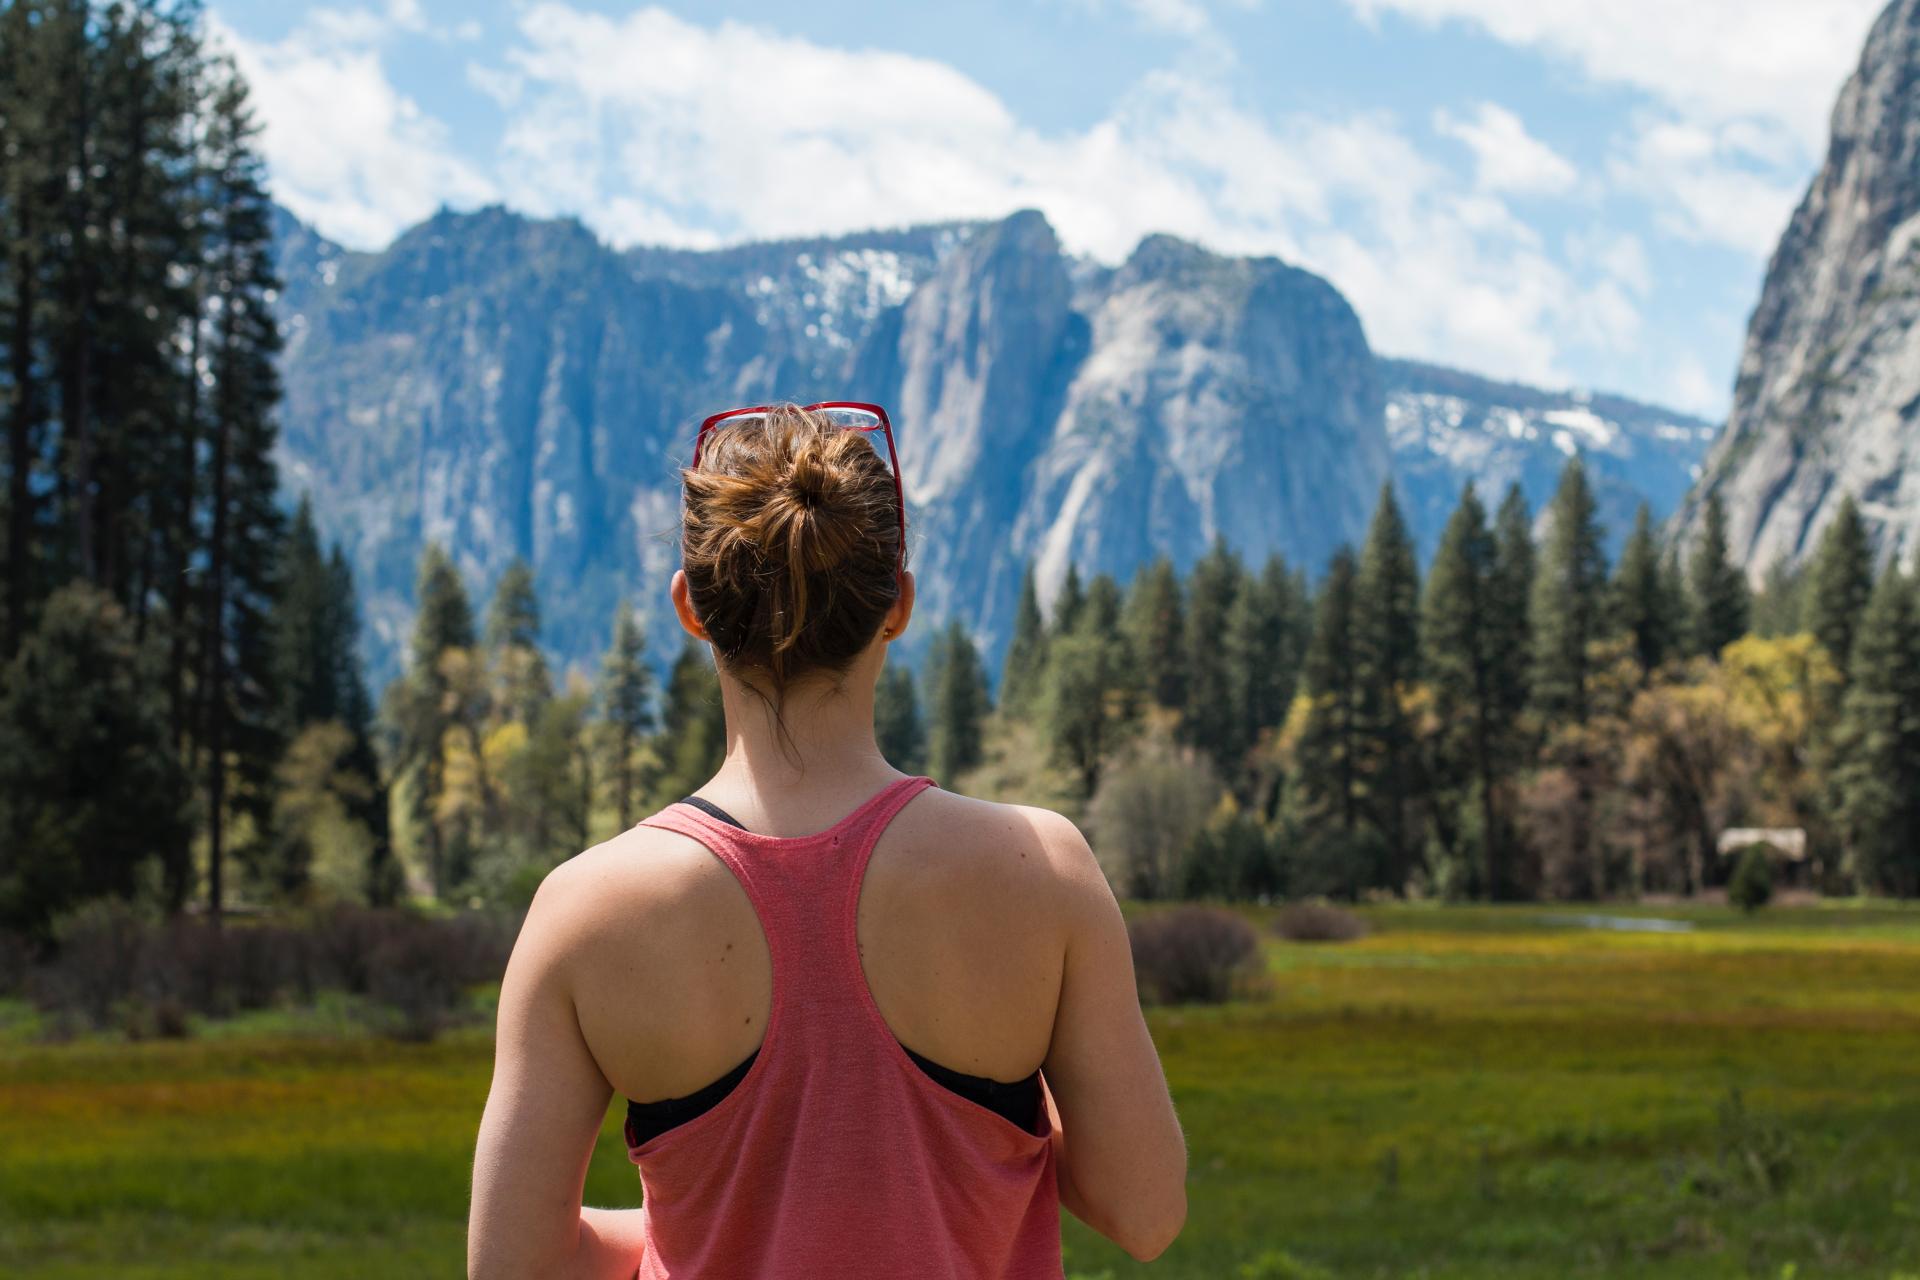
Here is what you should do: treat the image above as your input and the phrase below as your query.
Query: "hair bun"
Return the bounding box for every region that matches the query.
[784,447,835,509]
[679,403,906,700]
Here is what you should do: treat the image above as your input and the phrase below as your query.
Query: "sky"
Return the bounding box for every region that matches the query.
[206,0,1890,420]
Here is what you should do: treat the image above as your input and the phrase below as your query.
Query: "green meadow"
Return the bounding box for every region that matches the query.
[2,904,1917,1279]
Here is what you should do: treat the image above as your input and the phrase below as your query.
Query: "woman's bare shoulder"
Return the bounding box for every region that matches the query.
[897,787,1101,884]
[520,822,742,953]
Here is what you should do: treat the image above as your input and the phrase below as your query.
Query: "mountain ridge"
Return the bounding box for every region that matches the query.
[268,202,1712,684]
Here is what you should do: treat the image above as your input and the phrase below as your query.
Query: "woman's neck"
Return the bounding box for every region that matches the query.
[709,657,898,794]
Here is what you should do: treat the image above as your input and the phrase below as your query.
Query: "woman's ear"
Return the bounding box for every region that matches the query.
[880,570,916,642]
[670,569,711,642]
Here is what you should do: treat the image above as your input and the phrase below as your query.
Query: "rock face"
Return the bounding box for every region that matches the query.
[272,205,1705,685]
[1384,359,1716,560]
[1677,0,1920,575]
[273,206,1389,682]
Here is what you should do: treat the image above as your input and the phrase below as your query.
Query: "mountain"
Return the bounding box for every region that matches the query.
[1677,0,1920,575]
[270,206,1708,686]
[1383,359,1716,560]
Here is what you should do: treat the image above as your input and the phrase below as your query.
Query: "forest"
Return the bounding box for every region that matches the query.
[4,1,1919,955]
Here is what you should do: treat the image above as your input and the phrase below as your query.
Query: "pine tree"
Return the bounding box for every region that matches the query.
[656,639,726,802]
[393,543,475,898]
[1612,503,1677,679]
[1284,549,1369,895]
[1045,573,1135,797]
[1489,484,1535,723]
[597,600,654,832]
[1808,495,1874,684]
[1529,458,1608,727]
[1225,554,1297,772]
[875,663,927,774]
[1686,491,1750,658]
[1422,483,1507,899]
[1181,534,1244,769]
[275,498,344,729]
[1122,556,1186,711]
[195,60,288,923]
[270,498,390,902]
[487,559,551,723]
[1751,557,1810,638]
[997,562,1048,717]
[412,544,476,669]
[1354,484,1422,889]
[1052,562,1085,636]
[1831,569,1920,896]
[927,620,989,784]
[0,583,189,936]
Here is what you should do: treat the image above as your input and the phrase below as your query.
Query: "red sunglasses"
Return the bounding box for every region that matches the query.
[692,401,906,578]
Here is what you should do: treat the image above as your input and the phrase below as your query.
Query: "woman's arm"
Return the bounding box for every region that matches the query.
[469,865,644,1280]
[1036,811,1188,1262]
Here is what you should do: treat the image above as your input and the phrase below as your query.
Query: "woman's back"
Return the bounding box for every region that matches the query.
[566,773,1066,1277]
[468,407,1185,1278]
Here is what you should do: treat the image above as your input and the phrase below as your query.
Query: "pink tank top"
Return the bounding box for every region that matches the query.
[628,774,1064,1279]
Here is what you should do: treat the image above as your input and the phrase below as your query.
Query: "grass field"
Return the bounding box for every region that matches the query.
[2,902,1917,1278]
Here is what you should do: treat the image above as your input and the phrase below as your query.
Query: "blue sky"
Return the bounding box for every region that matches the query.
[207,0,1889,419]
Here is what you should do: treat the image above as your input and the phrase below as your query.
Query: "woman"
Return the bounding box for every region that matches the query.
[468,403,1187,1278]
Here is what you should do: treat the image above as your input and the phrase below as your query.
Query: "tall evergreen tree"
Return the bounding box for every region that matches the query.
[1808,495,1874,684]
[597,600,654,833]
[1052,562,1085,636]
[997,562,1048,718]
[1612,503,1678,679]
[1422,483,1507,899]
[927,620,990,783]
[656,639,726,801]
[1686,491,1750,658]
[1489,484,1535,727]
[875,663,927,774]
[1181,534,1244,769]
[1045,573,1136,797]
[487,558,551,723]
[1831,569,1920,896]
[1284,548,1366,893]
[1354,483,1423,889]
[195,60,287,923]
[1528,458,1608,727]
[270,498,391,902]
[1122,556,1186,711]
[1225,554,1298,771]
[1751,557,1810,638]
[393,543,474,898]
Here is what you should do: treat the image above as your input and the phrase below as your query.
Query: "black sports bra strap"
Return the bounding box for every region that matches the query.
[679,794,747,830]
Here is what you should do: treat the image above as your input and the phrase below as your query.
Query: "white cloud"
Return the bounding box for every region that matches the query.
[1060,0,1229,39]
[1609,118,1806,256]
[476,4,1632,386]
[1345,0,1883,255]
[1433,102,1576,195]
[1344,0,1882,148]
[211,11,495,249]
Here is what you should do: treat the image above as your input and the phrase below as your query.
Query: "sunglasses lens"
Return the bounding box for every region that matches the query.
[817,406,882,431]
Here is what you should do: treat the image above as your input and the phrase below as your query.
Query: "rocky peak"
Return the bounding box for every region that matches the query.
[1680,0,1920,574]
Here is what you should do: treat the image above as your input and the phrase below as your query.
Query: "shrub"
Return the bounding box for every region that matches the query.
[1087,736,1219,900]
[1728,845,1773,914]
[0,930,33,997]
[360,910,515,1041]
[1273,900,1369,943]
[366,924,473,1042]
[1128,906,1263,1005]
[31,899,153,1028]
